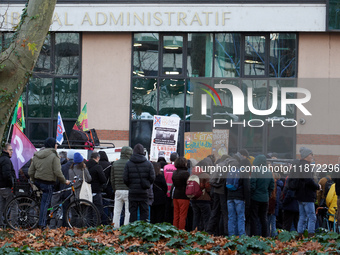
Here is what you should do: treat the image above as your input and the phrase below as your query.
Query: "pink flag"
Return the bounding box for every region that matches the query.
[11,124,36,179]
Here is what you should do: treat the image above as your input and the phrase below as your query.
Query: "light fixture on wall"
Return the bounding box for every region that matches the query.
[299,118,306,125]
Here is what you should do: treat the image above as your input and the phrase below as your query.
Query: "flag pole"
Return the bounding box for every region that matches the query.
[6,124,13,144]
[64,131,71,149]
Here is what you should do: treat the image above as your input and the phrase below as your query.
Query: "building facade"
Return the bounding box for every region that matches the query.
[2,0,340,163]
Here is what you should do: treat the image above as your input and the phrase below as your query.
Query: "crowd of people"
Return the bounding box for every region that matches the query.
[0,138,339,237]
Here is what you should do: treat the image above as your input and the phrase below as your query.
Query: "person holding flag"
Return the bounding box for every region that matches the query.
[56,112,65,145]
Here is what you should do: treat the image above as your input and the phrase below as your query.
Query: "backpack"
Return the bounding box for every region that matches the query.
[186,175,203,199]
[324,177,334,198]
[210,171,225,188]
[226,168,242,191]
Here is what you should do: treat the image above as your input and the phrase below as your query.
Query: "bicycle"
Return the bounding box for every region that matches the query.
[102,193,115,225]
[5,179,100,230]
[316,206,339,233]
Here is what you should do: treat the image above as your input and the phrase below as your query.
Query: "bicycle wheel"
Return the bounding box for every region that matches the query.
[102,205,114,225]
[66,199,100,228]
[5,196,40,230]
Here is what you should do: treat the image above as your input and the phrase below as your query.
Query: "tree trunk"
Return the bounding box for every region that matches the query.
[0,0,57,143]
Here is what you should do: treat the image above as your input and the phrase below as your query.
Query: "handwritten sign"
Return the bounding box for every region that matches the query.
[184,132,212,161]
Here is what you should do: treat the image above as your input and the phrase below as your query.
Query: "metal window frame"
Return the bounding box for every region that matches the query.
[130,32,297,158]
[23,32,82,143]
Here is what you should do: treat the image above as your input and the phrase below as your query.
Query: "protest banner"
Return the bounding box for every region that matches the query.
[150,115,180,162]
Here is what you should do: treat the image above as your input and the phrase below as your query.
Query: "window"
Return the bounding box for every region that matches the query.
[131,32,297,158]
[22,33,81,143]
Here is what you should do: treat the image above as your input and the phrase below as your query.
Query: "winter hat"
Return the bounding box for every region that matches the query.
[253,154,267,166]
[189,158,198,167]
[300,147,313,159]
[239,149,249,158]
[73,152,84,164]
[67,150,75,160]
[133,143,145,155]
[44,137,57,148]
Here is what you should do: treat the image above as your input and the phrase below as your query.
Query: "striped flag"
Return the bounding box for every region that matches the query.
[11,96,25,131]
[73,103,89,131]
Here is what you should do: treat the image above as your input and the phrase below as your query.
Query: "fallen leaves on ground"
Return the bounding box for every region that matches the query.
[0,223,339,254]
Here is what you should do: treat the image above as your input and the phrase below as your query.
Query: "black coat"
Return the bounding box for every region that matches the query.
[0,151,15,188]
[152,173,167,205]
[99,158,113,197]
[123,154,155,201]
[86,159,107,193]
[295,160,319,202]
[172,167,190,200]
[282,178,299,213]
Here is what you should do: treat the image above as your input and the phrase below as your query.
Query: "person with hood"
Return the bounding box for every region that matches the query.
[0,144,15,228]
[111,146,133,228]
[150,162,167,224]
[99,151,113,199]
[123,144,155,222]
[325,183,337,225]
[250,154,275,237]
[86,152,107,224]
[172,157,190,230]
[28,137,70,229]
[190,159,212,232]
[295,147,320,237]
[282,176,299,231]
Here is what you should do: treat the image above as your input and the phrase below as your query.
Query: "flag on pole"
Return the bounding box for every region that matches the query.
[11,96,25,131]
[73,103,89,131]
[56,112,65,145]
[11,124,36,179]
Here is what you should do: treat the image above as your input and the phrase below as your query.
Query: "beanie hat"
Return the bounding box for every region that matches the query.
[239,149,249,158]
[133,143,145,155]
[44,137,57,148]
[73,152,84,164]
[67,150,75,160]
[300,147,313,159]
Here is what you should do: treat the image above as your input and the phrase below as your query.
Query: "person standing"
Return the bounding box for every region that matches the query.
[111,146,133,228]
[99,151,114,199]
[123,144,155,222]
[295,147,320,237]
[0,144,15,228]
[28,137,70,229]
[172,157,190,229]
[69,153,92,199]
[86,152,107,224]
[150,162,167,224]
[226,158,250,236]
[249,155,274,237]
[163,152,178,223]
